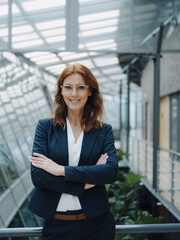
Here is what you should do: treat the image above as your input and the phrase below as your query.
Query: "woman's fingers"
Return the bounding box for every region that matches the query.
[33,152,46,158]
[99,153,107,160]
[28,153,47,164]
[28,154,64,176]
[29,156,43,163]
[96,153,109,165]
[28,157,44,167]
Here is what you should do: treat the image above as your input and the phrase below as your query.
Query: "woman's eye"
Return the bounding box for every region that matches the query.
[64,86,72,90]
[78,86,85,90]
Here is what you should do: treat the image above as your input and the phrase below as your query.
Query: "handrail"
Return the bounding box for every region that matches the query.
[116,224,180,234]
[158,146,180,157]
[1,224,180,237]
[123,132,180,221]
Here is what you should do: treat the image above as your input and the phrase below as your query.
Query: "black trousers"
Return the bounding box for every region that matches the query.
[42,211,115,240]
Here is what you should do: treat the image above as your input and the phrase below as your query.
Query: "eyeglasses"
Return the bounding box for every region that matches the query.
[61,84,89,95]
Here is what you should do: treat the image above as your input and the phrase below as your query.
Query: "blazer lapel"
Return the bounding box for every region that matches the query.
[53,125,69,166]
[78,129,98,166]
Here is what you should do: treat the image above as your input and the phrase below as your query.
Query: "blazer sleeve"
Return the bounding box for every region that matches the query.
[31,119,85,197]
[65,124,118,185]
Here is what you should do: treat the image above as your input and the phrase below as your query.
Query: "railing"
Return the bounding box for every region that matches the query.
[123,132,180,221]
[1,224,180,237]
[157,146,180,210]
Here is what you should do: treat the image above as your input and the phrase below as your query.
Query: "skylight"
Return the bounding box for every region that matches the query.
[62,52,88,61]
[81,26,117,37]
[41,29,65,37]
[45,64,67,71]
[79,10,119,23]
[13,39,44,48]
[30,53,57,62]
[24,52,50,58]
[12,25,34,35]
[80,19,118,31]
[84,39,115,47]
[22,0,65,12]
[1,0,171,100]
[35,58,59,66]
[12,33,39,42]
[46,35,65,43]
[0,3,19,16]
[35,20,65,30]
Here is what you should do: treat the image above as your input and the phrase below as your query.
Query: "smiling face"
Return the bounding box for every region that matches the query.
[61,73,91,114]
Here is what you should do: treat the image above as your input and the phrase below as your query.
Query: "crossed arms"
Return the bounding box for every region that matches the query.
[29,119,118,197]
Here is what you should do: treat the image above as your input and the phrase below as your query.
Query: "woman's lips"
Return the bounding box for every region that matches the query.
[70,99,81,103]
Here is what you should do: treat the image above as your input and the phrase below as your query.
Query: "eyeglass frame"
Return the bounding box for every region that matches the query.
[60,84,90,95]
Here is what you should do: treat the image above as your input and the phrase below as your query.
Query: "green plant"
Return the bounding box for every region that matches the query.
[107,171,164,240]
[113,129,120,141]
[116,149,129,161]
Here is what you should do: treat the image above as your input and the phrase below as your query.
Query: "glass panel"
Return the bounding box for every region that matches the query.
[0,143,19,184]
[20,199,39,227]
[12,0,66,51]
[170,95,178,151]
[175,0,180,12]
[0,165,7,195]
[18,137,31,155]
[170,92,180,153]
[17,137,31,167]
[79,0,120,51]
[8,212,28,240]
[134,0,178,51]
[0,0,8,50]
[7,140,27,175]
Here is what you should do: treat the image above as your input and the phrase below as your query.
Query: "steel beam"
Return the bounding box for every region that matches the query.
[172,0,179,26]
[8,0,12,50]
[126,67,130,156]
[119,81,122,143]
[152,24,164,190]
[66,0,79,51]
[130,0,134,51]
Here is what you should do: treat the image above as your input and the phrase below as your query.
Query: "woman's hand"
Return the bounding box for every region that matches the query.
[85,183,95,189]
[96,153,109,165]
[28,153,65,176]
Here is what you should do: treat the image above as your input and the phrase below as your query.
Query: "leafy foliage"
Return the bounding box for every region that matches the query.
[107,170,164,240]
[116,149,129,161]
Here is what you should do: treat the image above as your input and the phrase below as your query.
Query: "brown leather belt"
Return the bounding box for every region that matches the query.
[53,212,86,220]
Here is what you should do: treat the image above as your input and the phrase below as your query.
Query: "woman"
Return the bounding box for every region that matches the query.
[28,63,118,240]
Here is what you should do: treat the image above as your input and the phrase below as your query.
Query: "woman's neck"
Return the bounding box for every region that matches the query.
[67,110,82,127]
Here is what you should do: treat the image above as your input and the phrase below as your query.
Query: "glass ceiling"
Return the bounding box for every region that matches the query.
[0,0,180,96]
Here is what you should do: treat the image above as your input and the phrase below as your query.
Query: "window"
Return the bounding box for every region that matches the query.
[170,92,180,153]
[0,144,19,185]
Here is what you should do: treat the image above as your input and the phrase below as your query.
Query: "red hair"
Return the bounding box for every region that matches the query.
[52,63,103,132]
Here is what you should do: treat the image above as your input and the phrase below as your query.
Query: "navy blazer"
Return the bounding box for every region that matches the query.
[29,118,118,219]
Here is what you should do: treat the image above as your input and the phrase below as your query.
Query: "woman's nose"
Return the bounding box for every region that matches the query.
[71,87,78,96]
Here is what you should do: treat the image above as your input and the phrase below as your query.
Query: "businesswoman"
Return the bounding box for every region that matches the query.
[28,63,118,240]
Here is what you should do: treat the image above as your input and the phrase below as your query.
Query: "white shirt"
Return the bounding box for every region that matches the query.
[56,118,83,211]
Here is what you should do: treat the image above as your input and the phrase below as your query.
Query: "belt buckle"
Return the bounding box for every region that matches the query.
[75,215,79,220]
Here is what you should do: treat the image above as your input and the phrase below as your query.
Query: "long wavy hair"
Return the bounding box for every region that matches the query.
[52,63,103,132]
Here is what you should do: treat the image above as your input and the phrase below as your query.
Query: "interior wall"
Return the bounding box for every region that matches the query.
[159,96,169,148]
[141,23,180,143]
[141,55,180,142]
[141,60,154,142]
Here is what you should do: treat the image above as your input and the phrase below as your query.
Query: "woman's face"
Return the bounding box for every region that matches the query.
[61,73,91,114]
